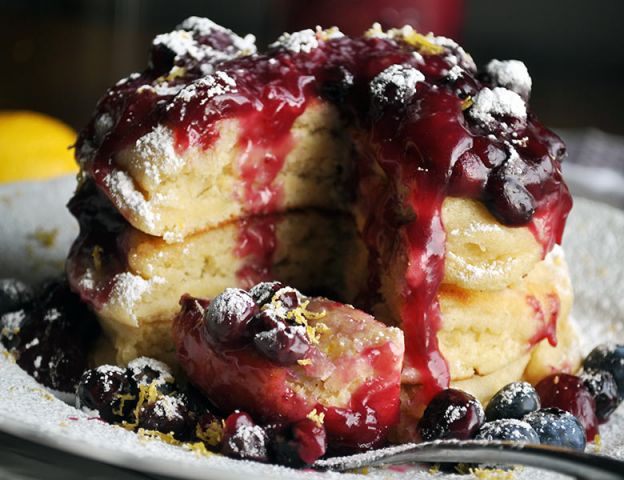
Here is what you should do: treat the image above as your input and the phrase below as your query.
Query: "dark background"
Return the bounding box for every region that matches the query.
[1,0,623,134]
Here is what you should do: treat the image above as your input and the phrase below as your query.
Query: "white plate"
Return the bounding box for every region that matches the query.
[1,176,623,480]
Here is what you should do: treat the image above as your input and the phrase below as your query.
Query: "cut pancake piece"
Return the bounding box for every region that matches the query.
[172,287,404,452]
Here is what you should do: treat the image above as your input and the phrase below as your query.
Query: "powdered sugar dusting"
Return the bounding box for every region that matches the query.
[105,273,165,323]
[103,169,160,229]
[270,29,319,54]
[134,125,184,185]
[486,59,532,99]
[469,87,527,128]
[151,395,184,421]
[370,64,425,104]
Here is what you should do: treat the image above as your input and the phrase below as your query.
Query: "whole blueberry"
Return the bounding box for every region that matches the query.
[485,382,541,422]
[221,412,268,462]
[138,394,194,440]
[253,325,311,365]
[248,282,285,307]
[76,366,138,423]
[0,279,33,315]
[476,419,540,443]
[523,408,586,451]
[580,369,620,422]
[127,356,175,395]
[583,344,624,400]
[418,389,485,441]
[203,289,258,345]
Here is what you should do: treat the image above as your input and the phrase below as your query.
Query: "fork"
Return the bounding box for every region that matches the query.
[314,440,624,479]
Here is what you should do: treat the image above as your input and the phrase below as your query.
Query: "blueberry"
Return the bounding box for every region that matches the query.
[253,325,311,365]
[138,394,194,440]
[12,278,99,393]
[583,344,624,400]
[536,373,599,441]
[485,382,540,422]
[76,365,138,423]
[203,289,258,345]
[248,282,285,307]
[418,389,485,441]
[523,408,586,451]
[269,418,327,467]
[476,419,540,443]
[580,369,620,422]
[273,287,301,310]
[0,279,33,315]
[320,66,355,104]
[127,357,175,394]
[484,171,535,226]
[221,412,268,462]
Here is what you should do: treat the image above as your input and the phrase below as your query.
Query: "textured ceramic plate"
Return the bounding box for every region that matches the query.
[1,176,623,480]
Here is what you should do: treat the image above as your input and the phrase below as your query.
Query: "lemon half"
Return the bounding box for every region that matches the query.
[0,111,78,182]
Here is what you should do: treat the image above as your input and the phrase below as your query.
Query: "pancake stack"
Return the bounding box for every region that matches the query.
[66,17,579,429]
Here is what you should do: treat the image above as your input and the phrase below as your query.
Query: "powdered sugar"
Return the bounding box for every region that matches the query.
[469,87,527,128]
[151,395,184,421]
[134,125,184,185]
[103,169,160,229]
[486,59,532,99]
[270,29,319,54]
[179,16,256,56]
[174,71,237,108]
[446,65,464,81]
[207,288,254,323]
[370,64,425,105]
[105,273,165,323]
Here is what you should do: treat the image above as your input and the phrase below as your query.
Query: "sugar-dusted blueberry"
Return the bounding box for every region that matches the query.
[221,411,268,462]
[127,356,175,394]
[476,419,540,443]
[535,373,598,441]
[523,408,586,451]
[320,65,354,104]
[583,344,624,400]
[253,325,311,365]
[485,381,540,422]
[580,369,620,423]
[0,278,34,315]
[248,281,284,307]
[272,287,301,310]
[269,418,327,467]
[138,394,194,440]
[195,411,224,450]
[418,389,485,441]
[76,365,138,423]
[203,288,258,345]
[248,309,283,335]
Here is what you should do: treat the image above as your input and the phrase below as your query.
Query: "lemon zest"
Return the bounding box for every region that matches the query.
[306,408,325,427]
[461,96,474,111]
[195,419,224,447]
[297,358,312,366]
